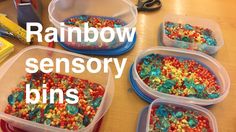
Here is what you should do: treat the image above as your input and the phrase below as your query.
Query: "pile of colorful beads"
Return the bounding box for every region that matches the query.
[64,15,126,28]
[136,54,220,99]
[149,104,213,131]
[62,15,127,50]
[4,71,105,130]
[164,21,217,46]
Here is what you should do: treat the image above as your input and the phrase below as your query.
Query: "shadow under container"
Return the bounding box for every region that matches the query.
[0,46,114,132]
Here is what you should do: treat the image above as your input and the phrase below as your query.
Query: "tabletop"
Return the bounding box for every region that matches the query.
[0,0,236,132]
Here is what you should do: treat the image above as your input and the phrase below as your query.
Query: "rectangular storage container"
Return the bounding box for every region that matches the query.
[162,14,224,54]
[137,99,218,132]
[132,47,230,106]
[0,46,114,132]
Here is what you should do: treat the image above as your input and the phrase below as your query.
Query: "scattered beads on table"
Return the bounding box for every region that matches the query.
[4,71,105,130]
[136,54,220,99]
[164,21,217,46]
[149,104,213,132]
[64,15,126,28]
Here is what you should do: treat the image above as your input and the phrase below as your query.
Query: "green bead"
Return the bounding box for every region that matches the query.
[66,104,79,115]
[83,115,90,126]
[44,104,55,114]
[44,119,51,125]
[163,80,175,89]
[16,91,24,102]
[188,118,198,128]
[188,88,197,95]
[29,108,40,119]
[158,86,170,93]
[208,93,220,99]
[175,111,183,118]
[194,85,205,93]
[160,118,170,131]
[92,97,102,109]
[182,36,191,42]
[8,94,15,106]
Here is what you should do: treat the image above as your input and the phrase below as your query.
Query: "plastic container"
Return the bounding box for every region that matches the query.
[48,0,137,51]
[162,14,224,55]
[131,46,230,105]
[0,46,114,132]
[137,99,218,132]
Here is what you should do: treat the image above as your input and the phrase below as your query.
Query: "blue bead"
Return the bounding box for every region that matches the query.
[44,104,55,114]
[29,108,40,119]
[184,24,193,30]
[156,105,168,117]
[175,111,183,118]
[83,115,90,126]
[16,91,24,102]
[165,30,171,35]
[44,119,51,125]
[166,22,175,28]
[150,68,161,76]
[66,104,79,115]
[160,119,170,131]
[8,94,15,106]
[206,38,217,46]
[163,80,175,89]
[92,97,102,108]
[208,93,220,99]
[114,24,122,28]
[188,118,198,128]
[194,84,205,93]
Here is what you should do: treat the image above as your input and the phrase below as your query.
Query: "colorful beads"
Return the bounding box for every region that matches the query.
[137,54,221,99]
[63,15,127,50]
[64,15,126,28]
[149,104,213,132]
[164,21,217,46]
[4,71,105,130]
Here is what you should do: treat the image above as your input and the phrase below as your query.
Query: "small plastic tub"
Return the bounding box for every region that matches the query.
[162,14,224,55]
[131,47,230,105]
[137,99,218,132]
[48,0,137,51]
[0,46,114,132]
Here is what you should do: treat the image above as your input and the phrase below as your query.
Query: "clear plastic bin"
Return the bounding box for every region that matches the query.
[0,46,114,132]
[48,0,137,50]
[132,47,230,106]
[162,14,224,55]
[137,99,218,132]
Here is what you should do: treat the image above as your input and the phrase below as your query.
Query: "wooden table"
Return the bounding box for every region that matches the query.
[0,0,235,132]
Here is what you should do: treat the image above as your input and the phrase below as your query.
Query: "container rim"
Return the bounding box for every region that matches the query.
[145,99,218,132]
[133,46,230,105]
[48,0,138,32]
[162,14,224,53]
[0,45,114,132]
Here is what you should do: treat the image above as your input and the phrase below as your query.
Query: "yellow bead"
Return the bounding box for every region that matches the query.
[46,113,52,118]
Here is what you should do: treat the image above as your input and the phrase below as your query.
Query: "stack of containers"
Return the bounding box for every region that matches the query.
[0,46,114,132]
[48,0,138,56]
[130,47,230,131]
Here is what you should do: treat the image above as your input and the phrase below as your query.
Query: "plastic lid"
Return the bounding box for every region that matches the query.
[129,64,153,103]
